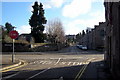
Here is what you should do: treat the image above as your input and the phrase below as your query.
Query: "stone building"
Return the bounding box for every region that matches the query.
[104,1,120,79]
[79,22,106,50]
[80,34,88,47]
[66,35,76,43]
[94,22,106,50]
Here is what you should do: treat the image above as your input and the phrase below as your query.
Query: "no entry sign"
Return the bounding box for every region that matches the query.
[9,30,19,39]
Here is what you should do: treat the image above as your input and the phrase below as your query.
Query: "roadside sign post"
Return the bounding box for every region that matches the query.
[9,30,19,63]
[12,39,15,63]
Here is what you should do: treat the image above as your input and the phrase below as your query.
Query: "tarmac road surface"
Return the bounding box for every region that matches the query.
[2,46,104,80]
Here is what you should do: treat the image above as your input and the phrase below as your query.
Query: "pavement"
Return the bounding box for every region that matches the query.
[0,58,113,80]
[81,60,113,80]
[0,57,27,73]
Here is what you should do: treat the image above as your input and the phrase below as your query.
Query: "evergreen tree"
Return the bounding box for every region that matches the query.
[5,22,14,33]
[29,1,47,43]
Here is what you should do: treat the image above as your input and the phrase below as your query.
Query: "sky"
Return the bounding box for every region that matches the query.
[1,0,105,35]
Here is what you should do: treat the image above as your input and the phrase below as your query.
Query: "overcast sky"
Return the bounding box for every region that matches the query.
[2,0,105,35]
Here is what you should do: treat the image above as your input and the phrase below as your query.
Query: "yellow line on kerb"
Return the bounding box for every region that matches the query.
[1,60,28,72]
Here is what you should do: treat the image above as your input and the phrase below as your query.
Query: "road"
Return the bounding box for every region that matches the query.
[2,46,104,80]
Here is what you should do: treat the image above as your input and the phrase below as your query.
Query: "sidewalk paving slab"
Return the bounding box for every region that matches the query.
[0,57,23,72]
[1,59,19,68]
[81,60,113,80]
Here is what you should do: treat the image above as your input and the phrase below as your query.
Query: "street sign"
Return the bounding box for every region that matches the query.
[9,30,19,63]
[9,30,19,39]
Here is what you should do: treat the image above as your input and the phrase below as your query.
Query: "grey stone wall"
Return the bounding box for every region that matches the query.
[104,1,120,79]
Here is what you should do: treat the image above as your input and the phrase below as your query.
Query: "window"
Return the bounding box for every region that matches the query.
[100,30,105,37]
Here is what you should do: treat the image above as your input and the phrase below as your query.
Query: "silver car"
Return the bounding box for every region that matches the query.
[81,46,87,50]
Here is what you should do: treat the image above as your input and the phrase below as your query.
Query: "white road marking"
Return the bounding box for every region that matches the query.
[73,62,77,65]
[39,61,44,64]
[29,58,90,67]
[54,58,61,65]
[76,62,82,65]
[26,67,50,80]
[87,58,95,62]
[67,62,72,65]
[45,61,52,64]
[50,57,83,60]
[2,72,20,79]
[50,58,59,59]
[61,62,66,65]
[42,61,48,64]
[82,62,86,64]
[29,61,44,64]
[33,61,38,64]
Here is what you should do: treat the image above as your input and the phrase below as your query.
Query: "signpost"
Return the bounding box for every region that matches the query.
[9,30,19,63]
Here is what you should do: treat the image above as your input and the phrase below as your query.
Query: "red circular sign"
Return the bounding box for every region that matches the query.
[9,30,19,39]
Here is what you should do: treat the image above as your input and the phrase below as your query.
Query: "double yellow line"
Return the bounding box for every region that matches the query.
[0,60,28,72]
[74,58,95,80]
[74,62,89,80]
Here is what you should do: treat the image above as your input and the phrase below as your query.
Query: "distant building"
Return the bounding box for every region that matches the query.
[66,35,76,43]
[17,34,34,43]
[79,22,106,50]
[66,35,76,39]
[94,22,106,50]
[104,1,120,79]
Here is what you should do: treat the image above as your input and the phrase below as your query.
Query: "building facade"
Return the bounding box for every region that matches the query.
[17,34,35,43]
[79,22,106,50]
[94,22,106,50]
[66,35,76,43]
[104,1,120,79]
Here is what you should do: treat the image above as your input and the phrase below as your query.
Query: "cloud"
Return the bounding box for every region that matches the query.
[43,3,52,9]
[28,0,65,11]
[65,22,83,35]
[1,0,49,2]
[16,25,31,34]
[65,19,87,35]
[65,10,105,35]
[2,0,120,2]
[42,0,66,9]
[50,0,65,8]
[91,0,104,2]
[62,0,92,18]
[41,0,66,9]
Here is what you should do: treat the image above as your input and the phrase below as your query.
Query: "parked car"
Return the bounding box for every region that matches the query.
[77,45,83,49]
[81,46,87,50]
[76,45,79,47]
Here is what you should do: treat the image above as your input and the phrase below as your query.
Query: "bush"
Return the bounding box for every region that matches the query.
[30,43,69,52]
[2,43,30,52]
[15,40,29,44]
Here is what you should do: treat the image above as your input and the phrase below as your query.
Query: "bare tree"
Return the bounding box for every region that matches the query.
[46,18,66,43]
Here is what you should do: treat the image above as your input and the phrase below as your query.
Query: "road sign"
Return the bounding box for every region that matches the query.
[9,30,19,63]
[9,30,19,39]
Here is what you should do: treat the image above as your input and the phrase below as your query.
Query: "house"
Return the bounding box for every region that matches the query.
[17,34,34,43]
[79,22,106,50]
[66,35,76,43]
